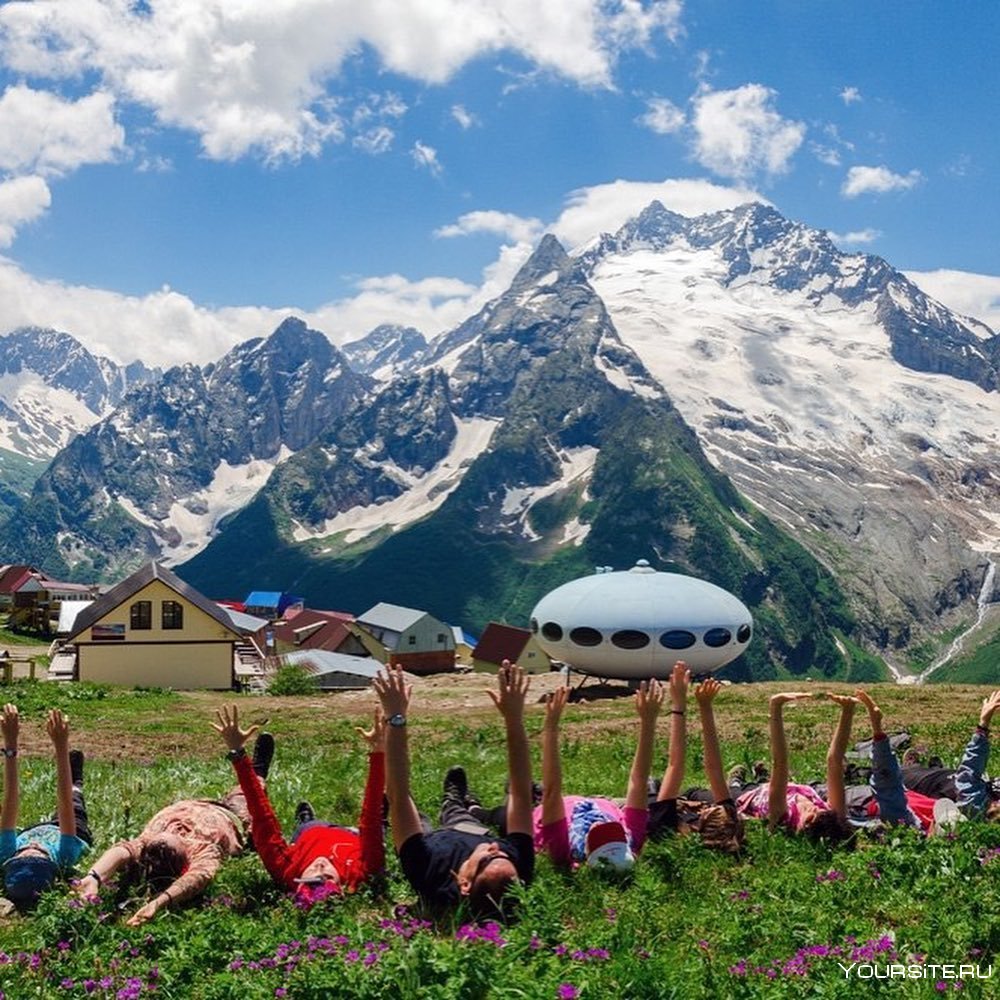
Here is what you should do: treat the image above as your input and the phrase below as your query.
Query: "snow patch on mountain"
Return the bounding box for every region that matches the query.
[292,416,499,546]
[0,371,101,459]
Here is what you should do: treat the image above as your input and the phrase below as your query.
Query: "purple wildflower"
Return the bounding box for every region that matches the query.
[557,986,579,1000]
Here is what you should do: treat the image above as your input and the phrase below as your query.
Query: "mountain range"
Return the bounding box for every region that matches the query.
[2,201,998,682]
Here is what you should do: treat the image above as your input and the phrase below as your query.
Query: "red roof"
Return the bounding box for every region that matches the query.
[0,565,36,596]
[471,622,532,666]
[270,609,355,652]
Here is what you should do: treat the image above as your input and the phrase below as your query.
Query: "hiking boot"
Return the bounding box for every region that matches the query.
[444,765,468,804]
[928,755,943,769]
[69,749,84,788]
[295,800,316,827]
[726,764,748,787]
[752,760,770,782]
[252,732,275,779]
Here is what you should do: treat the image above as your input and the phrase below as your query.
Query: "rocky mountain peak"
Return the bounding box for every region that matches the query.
[342,323,428,379]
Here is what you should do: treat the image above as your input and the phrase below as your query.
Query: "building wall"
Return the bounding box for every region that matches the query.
[77,642,233,689]
[399,615,455,655]
[472,636,552,674]
[393,649,456,675]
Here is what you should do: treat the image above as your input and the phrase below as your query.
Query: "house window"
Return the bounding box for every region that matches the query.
[162,600,184,630]
[130,600,152,630]
[408,635,416,645]
[437,633,446,643]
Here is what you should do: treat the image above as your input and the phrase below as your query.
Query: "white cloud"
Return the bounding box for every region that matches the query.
[827,227,881,246]
[905,269,1000,333]
[691,84,805,181]
[810,143,841,167]
[0,85,124,176]
[551,176,766,248]
[0,1,684,163]
[0,176,51,248]
[841,165,922,197]
[839,86,862,104]
[435,211,544,244]
[353,127,395,155]
[636,96,685,134]
[451,104,479,129]
[411,141,442,176]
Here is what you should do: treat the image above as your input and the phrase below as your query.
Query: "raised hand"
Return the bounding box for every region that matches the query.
[770,692,814,708]
[488,660,530,721]
[357,707,387,752]
[827,692,859,710]
[854,689,883,735]
[372,663,412,720]
[46,708,70,749]
[635,678,664,724]
[669,661,690,709]
[980,690,1000,728]
[543,684,568,731]
[1,703,18,750]
[211,704,259,753]
[695,676,722,705]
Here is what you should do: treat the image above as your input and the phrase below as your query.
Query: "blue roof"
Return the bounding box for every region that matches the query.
[245,591,282,607]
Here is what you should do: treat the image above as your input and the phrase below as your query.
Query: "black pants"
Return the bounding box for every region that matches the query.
[28,787,93,846]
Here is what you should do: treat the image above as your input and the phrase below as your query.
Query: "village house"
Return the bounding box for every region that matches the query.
[352,601,456,675]
[471,621,553,674]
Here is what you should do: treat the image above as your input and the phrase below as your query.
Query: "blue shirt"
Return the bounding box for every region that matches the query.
[0,824,89,869]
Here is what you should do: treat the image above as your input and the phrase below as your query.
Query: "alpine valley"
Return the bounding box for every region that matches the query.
[4,201,1000,684]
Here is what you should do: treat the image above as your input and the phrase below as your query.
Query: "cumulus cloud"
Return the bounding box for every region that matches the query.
[0,1,684,163]
[636,96,685,134]
[411,141,442,176]
[841,165,922,197]
[551,176,765,248]
[691,84,805,181]
[905,269,1000,333]
[0,176,51,247]
[435,211,544,244]
[0,85,124,176]
[827,227,881,246]
[839,86,862,104]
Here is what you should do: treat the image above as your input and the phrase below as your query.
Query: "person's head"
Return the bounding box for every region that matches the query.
[456,841,519,920]
[585,821,635,874]
[697,803,746,855]
[138,834,188,890]
[292,856,343,906]
[2,849,59,911]
[800,807,855,849]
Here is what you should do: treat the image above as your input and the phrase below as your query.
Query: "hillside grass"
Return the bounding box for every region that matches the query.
[1,679,999,998]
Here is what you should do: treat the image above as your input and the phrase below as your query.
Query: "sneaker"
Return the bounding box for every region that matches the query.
[726,764,748,786]
[252,733,275,779]
[444,765,469,804]
[295,801,316,826]
[69,749,84,788]
[752,760,769,782]
[928,755,944,769]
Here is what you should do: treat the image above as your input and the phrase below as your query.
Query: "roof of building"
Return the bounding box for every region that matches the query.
[452,625,478,647]
[244,591,283,608]
[0,565,36,595]
[57,600,94,635]
[356,602,428,633]
[472,622,533,665]
[222,608,270,634]
[66,562,240,641]
[270,609,355,652]
[280,649,381,679]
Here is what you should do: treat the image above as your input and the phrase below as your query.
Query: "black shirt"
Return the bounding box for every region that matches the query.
[901,765,958,801]
[398,829,534,910]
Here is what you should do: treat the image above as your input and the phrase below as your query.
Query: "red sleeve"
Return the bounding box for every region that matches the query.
[353,751,385,887]
[233,755,296,889]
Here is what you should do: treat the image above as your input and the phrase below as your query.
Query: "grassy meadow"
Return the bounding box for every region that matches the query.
[1,677,1000,998]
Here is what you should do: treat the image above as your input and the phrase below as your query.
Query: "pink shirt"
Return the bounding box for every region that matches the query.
[535,795,647,868]
[736,783,829,832]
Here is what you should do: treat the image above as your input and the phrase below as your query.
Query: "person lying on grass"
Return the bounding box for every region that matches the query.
[735,691,856,847]
[213,703,385,905]
[1,704,91,911]
[373,660,534,921]
[75,730,273,926]
[646,672,746,855]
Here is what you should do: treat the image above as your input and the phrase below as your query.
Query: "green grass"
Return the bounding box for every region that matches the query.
[1,681,1000,998]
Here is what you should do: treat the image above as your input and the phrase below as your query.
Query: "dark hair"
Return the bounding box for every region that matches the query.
[802,809,855,849]
[698,802,746,855]
[468,866,519,923]
[139,836,188,890]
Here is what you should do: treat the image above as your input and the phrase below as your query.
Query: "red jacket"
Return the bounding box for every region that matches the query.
[232,751,384,892]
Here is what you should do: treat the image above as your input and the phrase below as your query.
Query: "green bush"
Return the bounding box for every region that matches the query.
[266,662,318,695]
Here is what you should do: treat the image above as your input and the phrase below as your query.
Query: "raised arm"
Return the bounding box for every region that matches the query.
[825,693,857,818]
[372,664,420,851]
[540,685,567,827]
[1,703,19,833]
[489,661,532,838]
[695,677,730,803]
[855,689,920,829]
[625,678,664,810]
[955,689,1000,818]
[767,692,810,828]
[656,661,690,801]
[46,709,76,837]
[355,707,387,882]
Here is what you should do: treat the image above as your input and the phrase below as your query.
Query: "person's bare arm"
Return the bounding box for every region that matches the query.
[626,679,664,810]
[372,664,421,851]
[491,661,532,837]
[767,693,812,828]
[825,693,857,818]
[47,709,76,837]
[540,685,567,826]
[657,662,690,801]
[1,703,19,832]
[695,678,730,803]
[75,842,134,898]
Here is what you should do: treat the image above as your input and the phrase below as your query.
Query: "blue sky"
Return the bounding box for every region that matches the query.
[0,1,997,367]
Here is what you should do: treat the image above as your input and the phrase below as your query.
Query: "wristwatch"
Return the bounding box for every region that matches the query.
[1,747,16,758]
[387,713,407,728]
[226,748,247,761]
